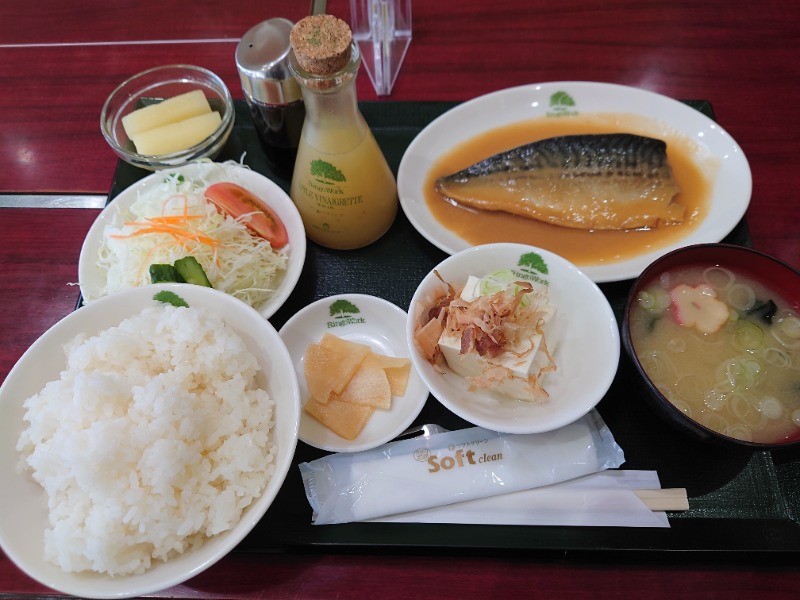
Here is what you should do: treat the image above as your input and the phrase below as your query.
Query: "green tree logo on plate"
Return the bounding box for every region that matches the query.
[327,299,366,328]
[311,159,346,183]
[550,91,575,108]
[548,91,578,117]
[329,299,360,318]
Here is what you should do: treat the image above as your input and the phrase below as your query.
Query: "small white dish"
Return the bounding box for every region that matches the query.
[397,81,752,283]
[79,161,306,319]
[279,294,429,453]
[407,243,620,434]
[0,283,300,598]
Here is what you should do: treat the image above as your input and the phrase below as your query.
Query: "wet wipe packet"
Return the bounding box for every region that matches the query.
[299,410,625,525]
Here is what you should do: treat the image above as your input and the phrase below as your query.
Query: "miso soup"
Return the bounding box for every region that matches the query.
[629,265,800,444]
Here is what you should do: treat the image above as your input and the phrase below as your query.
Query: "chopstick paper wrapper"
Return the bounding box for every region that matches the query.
[299,411,625,525]
[374,470,685,528]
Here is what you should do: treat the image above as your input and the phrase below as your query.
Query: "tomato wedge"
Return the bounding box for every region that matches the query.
[205,182,289,249]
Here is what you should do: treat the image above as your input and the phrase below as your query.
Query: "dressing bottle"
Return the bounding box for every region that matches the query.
[288,14,398,250]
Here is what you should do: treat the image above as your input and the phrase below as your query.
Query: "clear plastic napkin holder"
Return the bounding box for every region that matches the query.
[349,0,412,96]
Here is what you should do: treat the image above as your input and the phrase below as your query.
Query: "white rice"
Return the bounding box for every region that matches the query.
[16,304,276,576]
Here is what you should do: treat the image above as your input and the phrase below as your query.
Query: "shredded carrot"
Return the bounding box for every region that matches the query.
[124,215,202,226]
[110,221,222,248]
[98,173,287,310]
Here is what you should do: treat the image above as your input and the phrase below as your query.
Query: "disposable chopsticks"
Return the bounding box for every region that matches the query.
[633,488,689,511]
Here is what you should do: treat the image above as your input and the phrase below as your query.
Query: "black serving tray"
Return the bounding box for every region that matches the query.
[104,99,800,560]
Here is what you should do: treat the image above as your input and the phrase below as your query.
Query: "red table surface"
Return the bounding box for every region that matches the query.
[1,0,799,598]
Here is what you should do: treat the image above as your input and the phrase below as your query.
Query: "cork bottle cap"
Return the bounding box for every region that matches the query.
[290,14,352,76]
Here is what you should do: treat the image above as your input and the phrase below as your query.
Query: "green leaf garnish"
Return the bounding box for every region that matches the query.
[153,290,189,307]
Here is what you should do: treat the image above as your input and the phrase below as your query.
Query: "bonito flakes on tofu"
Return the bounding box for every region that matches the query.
[414,270,558,402]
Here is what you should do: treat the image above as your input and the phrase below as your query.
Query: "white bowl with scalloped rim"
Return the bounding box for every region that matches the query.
[407,243,620,434]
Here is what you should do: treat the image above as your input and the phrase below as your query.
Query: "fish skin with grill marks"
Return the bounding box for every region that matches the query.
[435,133,684,230]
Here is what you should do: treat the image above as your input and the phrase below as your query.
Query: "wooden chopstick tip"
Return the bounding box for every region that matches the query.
[633,488,689,512]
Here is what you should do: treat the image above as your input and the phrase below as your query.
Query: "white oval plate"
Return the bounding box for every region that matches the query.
[79,161,306,319]
[397,81,752,283]
[280,294,429,453]
[407,243,620,434]
[0,283,300,598]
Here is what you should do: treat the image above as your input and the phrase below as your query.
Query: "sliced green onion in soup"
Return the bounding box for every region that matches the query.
[734,320,765,352]
[758,396,784,420]
[654,288,671,311]
[718,356,762,390]
[778,313,800,338]
[637,288,670,314]
[637,290,656,310]
[772,311,800,349]
[725,423,753,442]
[729,393,766,428]
[741,358,762,385]
[703,266,735,291]
[703,387,727,411]
[699,411,730,434]
[727,283,756,311]
[642,351,678,380]
[675,373,713,403]
[670,398,693,418]
[762,346,791,368]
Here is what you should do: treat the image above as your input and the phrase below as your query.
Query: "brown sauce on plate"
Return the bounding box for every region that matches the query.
[423,113,717,266]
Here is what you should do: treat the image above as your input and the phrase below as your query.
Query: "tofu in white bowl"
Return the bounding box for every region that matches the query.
[407,243,619,434]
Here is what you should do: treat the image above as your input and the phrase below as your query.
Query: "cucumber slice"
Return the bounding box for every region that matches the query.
[149,264,184,284]
[173,256,212,287]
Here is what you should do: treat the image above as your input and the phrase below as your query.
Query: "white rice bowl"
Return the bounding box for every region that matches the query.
[0,284,300,598]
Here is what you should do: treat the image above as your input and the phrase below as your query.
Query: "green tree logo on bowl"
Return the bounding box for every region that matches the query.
[507,252,550,287]
[518,252,548,276]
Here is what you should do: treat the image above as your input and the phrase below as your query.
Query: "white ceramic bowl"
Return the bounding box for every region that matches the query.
[78,161,306,319]
[0,284,300,598]
[407,243,620,434]
[280,294,429,453]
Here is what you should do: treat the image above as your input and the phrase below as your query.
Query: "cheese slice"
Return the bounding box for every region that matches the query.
[122,89,212,137]
[130,111,221,156]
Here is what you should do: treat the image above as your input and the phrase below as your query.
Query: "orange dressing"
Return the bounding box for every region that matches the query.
[424,113,717,266]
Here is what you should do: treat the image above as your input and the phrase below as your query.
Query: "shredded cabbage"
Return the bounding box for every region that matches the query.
[97,165,288,310]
